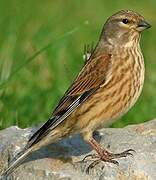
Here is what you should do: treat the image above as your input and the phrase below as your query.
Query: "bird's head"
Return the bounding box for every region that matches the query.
[102,10,151,46]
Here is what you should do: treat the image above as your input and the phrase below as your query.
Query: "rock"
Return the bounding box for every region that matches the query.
[0,119,156,180]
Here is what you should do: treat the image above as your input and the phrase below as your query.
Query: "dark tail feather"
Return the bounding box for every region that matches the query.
[0,147,32,179]
[0,117,56,179]
[27,117,56,148]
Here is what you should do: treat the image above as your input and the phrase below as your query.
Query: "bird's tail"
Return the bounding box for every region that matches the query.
[0,147,32,179]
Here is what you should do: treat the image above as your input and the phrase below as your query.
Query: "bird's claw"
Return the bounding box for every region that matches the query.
[81,154,98,162]
[112,148,135,158]
[81,148,135,173]
[86,159,100,174]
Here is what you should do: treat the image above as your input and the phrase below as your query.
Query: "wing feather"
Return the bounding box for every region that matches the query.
[53,54,111,115]
[27,53,112,148]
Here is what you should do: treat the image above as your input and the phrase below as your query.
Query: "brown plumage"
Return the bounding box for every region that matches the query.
[1,10,151,178]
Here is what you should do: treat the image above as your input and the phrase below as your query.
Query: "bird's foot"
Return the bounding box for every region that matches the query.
[99,148,135,164]
[82,148,135,173]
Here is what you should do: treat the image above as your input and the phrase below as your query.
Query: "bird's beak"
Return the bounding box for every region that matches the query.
[137,20,151,31]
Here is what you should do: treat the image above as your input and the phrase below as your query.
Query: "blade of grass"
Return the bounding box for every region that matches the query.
[0,34,16,95]
[0,24,85,89]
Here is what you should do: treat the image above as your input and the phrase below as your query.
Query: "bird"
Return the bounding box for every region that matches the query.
[0,9,151,178]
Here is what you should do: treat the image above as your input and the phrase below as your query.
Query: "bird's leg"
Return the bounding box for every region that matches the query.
[84,137,134,165]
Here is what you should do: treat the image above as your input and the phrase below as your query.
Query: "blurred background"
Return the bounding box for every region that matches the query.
[0,0,155,130]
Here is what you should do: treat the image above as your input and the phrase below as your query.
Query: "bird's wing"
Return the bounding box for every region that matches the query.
[53,53,112,114]
[27,53,112,148]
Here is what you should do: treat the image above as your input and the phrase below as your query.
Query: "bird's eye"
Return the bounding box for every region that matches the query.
[122,18,129,24]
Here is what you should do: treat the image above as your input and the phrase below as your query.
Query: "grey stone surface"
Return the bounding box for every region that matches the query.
[0,119,156,180]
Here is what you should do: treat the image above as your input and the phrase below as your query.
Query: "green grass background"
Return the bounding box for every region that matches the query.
[0,0,156,130]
